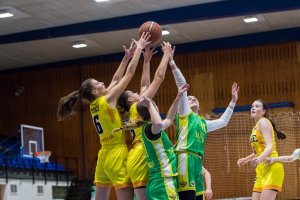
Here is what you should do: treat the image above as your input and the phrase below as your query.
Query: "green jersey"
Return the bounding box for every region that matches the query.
[174,112,207,157]
[142,123,177,180]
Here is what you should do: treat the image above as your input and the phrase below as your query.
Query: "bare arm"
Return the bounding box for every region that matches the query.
[139,96,163,134]
[270,155,294,163]
[251,119,274,166]
[237,153,256,167]
[163,83,190,130]
[267,149,300,164]
[140,47,157,95]
[142,42,172,99]
[202,167,213,200]
[106,33,151,107]
[106,42,136,91]
[206,83,239,132]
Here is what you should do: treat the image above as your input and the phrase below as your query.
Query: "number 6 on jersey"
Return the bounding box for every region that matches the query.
[93,115,103,134]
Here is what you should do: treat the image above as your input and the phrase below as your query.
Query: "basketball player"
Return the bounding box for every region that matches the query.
[117,42,173,200]
[266,148,300,163]
[237,99,286,200]
[134,83,190,200]
[168,52,239,200]
[57,32,150,200]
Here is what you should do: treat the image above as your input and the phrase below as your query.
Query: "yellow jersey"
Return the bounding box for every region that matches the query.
[129,103,143,144]
[250,118,278,158]
[90,96,126,147]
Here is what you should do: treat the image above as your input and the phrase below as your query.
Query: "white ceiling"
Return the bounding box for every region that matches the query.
[0,0,300,71]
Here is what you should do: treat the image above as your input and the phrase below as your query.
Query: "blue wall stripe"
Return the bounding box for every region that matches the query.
[213,102,294,113]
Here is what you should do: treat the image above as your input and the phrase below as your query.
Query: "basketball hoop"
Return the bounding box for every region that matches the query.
[34,151,51,163]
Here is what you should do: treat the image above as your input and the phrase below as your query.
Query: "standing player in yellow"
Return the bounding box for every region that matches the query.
[237,99,286,200]
[266,148,300,163]
[168,51,239,200]
[57,32,150,200]
[117,42,173,200]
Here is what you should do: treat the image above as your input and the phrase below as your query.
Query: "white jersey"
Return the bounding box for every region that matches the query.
[291,148,300,160]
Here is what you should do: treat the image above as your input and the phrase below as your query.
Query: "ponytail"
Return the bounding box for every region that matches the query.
[266,117,286,140]
[57,90,80,121]
[117,91,131,118]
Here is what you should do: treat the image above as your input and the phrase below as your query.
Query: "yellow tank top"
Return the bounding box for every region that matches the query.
[129,103,143,144]
[250,118,278,158]
[90,96,126,147]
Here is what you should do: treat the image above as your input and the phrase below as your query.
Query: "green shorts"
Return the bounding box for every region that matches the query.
[146,176,179,200]
[177,152,204,194]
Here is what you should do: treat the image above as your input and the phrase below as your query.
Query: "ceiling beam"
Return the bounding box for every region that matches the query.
[1,0,300,44]
[3,26,300,73]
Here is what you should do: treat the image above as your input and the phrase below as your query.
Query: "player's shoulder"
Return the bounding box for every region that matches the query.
[258,117,271,127]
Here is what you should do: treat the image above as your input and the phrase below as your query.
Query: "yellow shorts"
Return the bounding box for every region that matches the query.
[253,162,284,192]
[94,145,132,189]
[127,142,149,188]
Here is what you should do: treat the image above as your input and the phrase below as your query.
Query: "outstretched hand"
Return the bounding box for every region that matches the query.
[177,83,190,97]
[170,46,176,60]
[143,47,157,63]
[231,82,240,103]
[161,41,172,55]
[123,41,136,59]
[133,32,151,50]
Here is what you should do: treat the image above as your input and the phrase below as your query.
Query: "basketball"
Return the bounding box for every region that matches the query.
[139,21,162,44]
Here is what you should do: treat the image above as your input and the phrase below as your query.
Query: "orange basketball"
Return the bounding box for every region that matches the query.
[139,21,162,44]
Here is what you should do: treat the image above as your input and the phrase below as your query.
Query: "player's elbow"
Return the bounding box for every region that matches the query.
[155,72,166,82]
[152,122,163,134]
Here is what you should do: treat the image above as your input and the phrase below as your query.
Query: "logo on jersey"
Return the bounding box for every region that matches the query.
[147,161,155,168]
[90,106,99,114]
[179,181,187,187]
[249,134,258,143]
[101,135,113,143]
[168,194,177,200]
[190,181,195,187]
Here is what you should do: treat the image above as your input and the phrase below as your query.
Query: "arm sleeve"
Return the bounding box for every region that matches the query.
[145,123,161,141]
[206,106,234,132]
[291,148,300,160]
[172,68,191,116]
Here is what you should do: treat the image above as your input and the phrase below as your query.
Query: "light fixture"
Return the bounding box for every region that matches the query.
[95,0,110,2]
[243,17,258,23]
[0,10,13,18]
[162,30,170,35]
[72,41,87,48]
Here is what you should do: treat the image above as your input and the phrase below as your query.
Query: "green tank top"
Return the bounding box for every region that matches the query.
[142,123,177,180]
[174,112,207,157]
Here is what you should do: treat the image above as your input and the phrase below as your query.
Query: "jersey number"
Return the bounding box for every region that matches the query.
[93,115,103,135]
